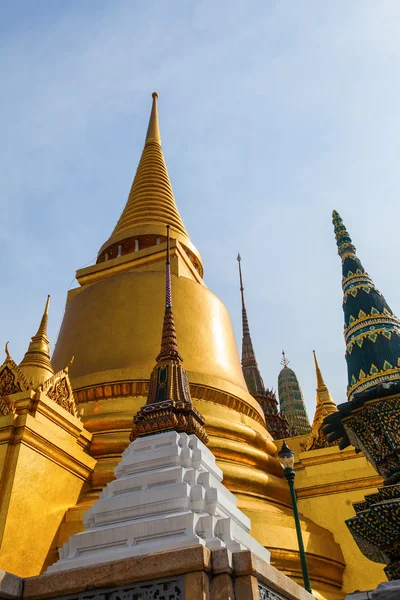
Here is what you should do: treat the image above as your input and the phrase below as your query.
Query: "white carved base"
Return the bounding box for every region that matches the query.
[47,430,270,571]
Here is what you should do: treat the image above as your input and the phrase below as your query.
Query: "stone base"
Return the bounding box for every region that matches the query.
[47,431,270,572]
[345,580,400,600]
[372,580,400,599]
[344,591,373,600]
[19,548,314,600]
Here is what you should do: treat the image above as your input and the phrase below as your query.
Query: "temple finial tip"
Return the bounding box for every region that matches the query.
[281,350,289,367]
[237,252,241,262]
[146,92,161,144]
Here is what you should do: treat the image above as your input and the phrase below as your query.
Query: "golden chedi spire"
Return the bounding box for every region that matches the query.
[19,295,54,388]
[304,351,338,451]
[98,93,201,272]
[130,226,208,444]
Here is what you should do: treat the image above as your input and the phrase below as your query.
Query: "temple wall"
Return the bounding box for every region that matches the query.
[0,395,95,577]
[289,440,385,596]
[2,548,315,600]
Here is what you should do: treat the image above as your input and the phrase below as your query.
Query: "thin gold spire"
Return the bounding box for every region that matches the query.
[99,92,194,262]
[130,226,208,444]
[312,351,336,413]
[306,350,337,450]
[145,92,161,145]
[19,295,54,387]
[313,350,326,390]
[157,225,181,361]
[36,295,50,338]
[304,351,338,450]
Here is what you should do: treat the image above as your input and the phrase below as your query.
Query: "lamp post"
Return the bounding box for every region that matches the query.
[278,441,312,594]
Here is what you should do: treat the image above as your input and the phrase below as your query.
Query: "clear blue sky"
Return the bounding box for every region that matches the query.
[1,1,400,419]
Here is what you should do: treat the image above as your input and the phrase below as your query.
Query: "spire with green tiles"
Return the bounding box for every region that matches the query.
[332,210,400,399]
[277,351,311,436]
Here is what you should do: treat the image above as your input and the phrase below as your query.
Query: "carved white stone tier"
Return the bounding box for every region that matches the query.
[47,430,270,571]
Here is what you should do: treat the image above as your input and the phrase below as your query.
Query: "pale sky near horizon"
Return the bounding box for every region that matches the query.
[2,1,400,420]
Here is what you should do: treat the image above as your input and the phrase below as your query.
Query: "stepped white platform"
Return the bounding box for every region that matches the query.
[47,430,270,572]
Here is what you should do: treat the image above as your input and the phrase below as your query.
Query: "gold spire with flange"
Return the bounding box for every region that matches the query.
[19,295,54,387]
[130,226,208,444]
[304,351,338,451]
[98,93,202,272]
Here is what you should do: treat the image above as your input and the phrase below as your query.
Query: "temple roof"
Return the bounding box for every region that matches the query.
[278,352,311,436]
[99,93,201,271]
[332,210,400,399]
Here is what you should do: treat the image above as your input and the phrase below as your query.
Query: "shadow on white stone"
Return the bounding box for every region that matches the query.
[371,581,400,600]
[47,431,270,572]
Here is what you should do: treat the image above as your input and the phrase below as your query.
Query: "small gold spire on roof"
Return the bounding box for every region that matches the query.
[313,349,326,390]
[304,351,338,451]
[36,294,50,338]
[19,295,54,388]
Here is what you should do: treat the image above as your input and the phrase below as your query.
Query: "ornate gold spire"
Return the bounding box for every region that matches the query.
[304,351,338,451]
[19,295,54,387]
[130,226,208,444]
[98,93,200,268]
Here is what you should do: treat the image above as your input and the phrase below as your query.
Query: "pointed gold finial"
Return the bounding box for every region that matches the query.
[98,92,203,273]
[36,295,50,338]
[304,351,338,450]
[145,92,161,145]
[19,295,54,388]
[313,350,326,390]
[5,342,10,361]
[281,350,290,367]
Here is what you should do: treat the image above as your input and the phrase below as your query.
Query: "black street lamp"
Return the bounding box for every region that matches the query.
[278,441,312,594]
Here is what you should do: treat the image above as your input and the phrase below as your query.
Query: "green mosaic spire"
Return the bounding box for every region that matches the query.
[333,210,400,400]
[277,352,311,436]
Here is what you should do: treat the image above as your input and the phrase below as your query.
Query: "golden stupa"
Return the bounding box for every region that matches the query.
[0,94,387,599]
[50,93,342,596]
